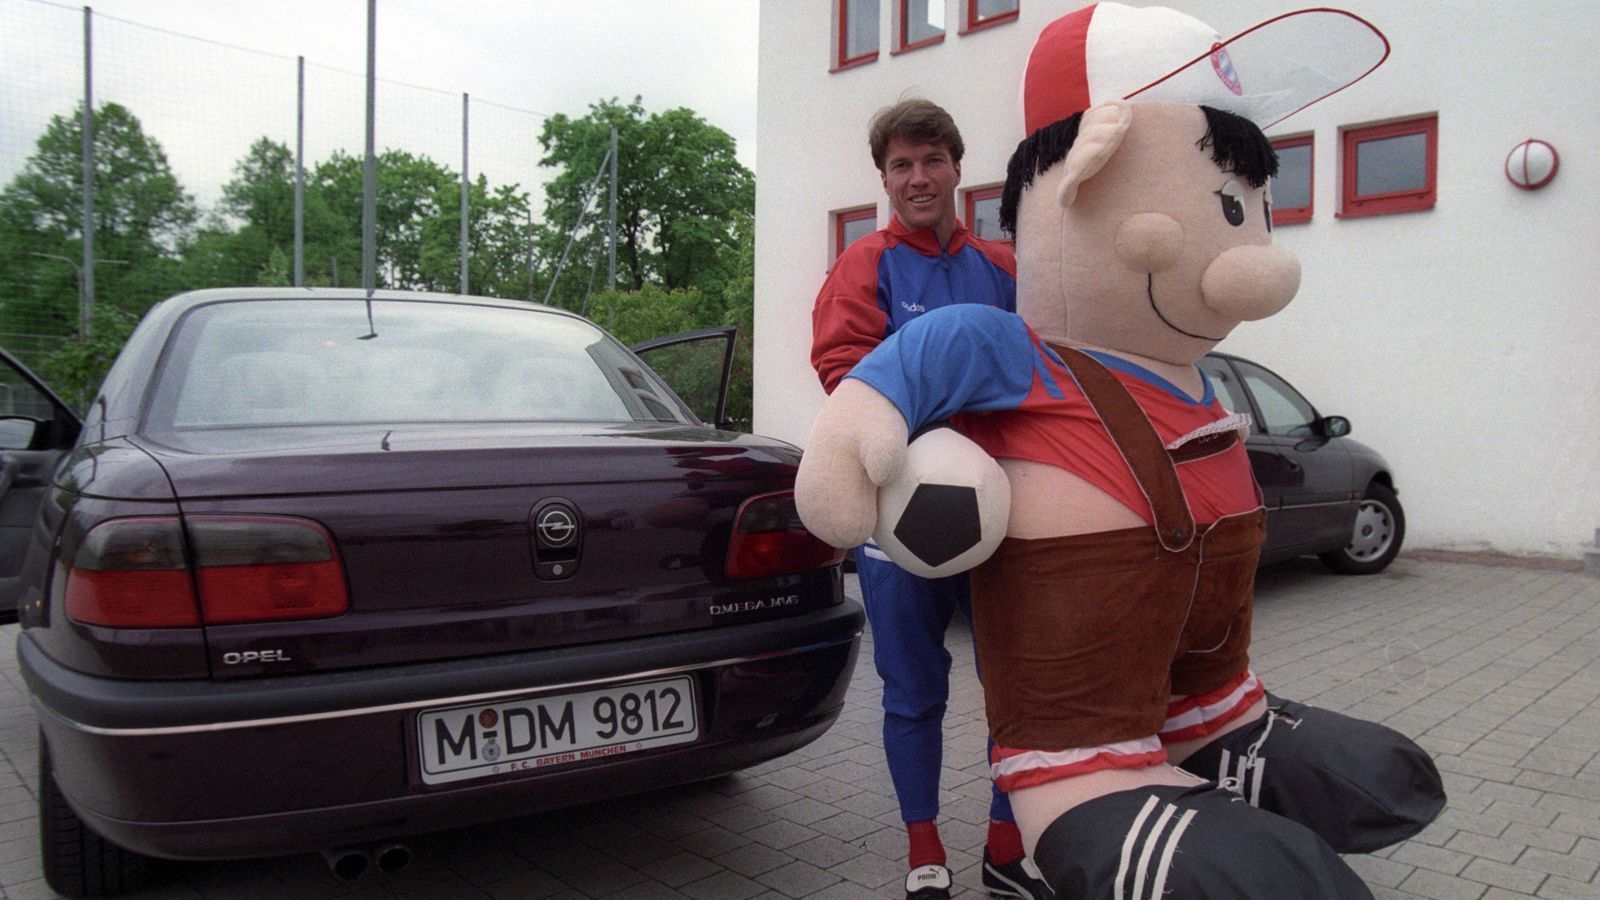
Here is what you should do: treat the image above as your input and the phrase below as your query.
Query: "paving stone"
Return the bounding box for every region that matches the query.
[643,853,726,890]
[1550,813,1600,841]
[1502,824,1581,856]
[1517,848,1600,884]
[1536,874,1600,899]
[1391,840,1476,876]
[753,860,840,897]
[1481,889,1540,900]
[713,842,793,879]
[1444,831,1528,865]
[1397,867,1489,899]
[674,826,754,858]
[743,820,820,852]
[1462,857,1549,894]
[1486,801,1560,829]
[1344,853,1415,889]
[808,810,884,843]
[678,869,768,900]
[1573,837,1600,863]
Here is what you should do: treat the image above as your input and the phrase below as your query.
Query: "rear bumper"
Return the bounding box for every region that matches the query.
[21,602,864,859]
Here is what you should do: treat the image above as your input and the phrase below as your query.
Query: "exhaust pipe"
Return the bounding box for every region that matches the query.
[321,846,371,881]
[373,842,412,874]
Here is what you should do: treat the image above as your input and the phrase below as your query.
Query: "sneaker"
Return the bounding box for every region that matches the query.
[905,863,952,899]
[982,848,1055,899]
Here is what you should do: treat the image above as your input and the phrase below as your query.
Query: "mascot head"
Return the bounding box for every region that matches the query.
[1002,3,1388,365]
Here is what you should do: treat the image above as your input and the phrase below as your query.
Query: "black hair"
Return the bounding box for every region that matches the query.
[997,106,1278,237]
[1198,105,1279,189]
[998,113,1081,235]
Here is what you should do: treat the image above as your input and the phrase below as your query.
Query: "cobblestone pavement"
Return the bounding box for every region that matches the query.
[1,557,1597,899]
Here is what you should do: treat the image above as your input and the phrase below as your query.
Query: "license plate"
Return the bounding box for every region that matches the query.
[417,675,698,785]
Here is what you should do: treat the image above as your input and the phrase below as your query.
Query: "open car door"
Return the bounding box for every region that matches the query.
[631,325,739,431]
[0,348,81,623]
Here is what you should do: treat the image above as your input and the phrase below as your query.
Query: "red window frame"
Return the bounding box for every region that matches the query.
[963,185,1010,243]
[1269,134,1314,226]
[893,0,945,54]
[960,0,1019,35]
[834,0,880,71]
[834,206,878,262]
[1339,115,1438,218]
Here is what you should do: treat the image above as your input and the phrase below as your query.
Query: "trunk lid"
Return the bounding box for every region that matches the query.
[135,423,829,678]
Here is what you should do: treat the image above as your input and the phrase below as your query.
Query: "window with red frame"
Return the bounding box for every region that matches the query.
[1269,135,1313,225]
[964,186,1009,242]
[1340,116,1437,218]
[836,0,880,70]
[835,206,878,261]
[961,0,1019,34]
[894,0,945,53]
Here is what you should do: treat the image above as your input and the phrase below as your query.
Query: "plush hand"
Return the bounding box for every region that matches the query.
[795,379,910,548]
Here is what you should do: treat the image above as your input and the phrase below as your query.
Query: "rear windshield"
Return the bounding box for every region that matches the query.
[144,299,695,429]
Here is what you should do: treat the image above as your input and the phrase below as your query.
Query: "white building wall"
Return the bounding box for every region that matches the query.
[755,0,1600,560]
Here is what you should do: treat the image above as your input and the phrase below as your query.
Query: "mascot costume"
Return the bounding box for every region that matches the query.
[796,4,1445,897]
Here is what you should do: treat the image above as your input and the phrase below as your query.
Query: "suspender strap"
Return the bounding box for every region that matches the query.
[1050,344,1196,552]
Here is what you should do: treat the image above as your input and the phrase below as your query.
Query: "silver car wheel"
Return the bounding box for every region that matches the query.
[1347,499,1395,561]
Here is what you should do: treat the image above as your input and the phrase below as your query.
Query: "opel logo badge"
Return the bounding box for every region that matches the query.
[536,506,578,547]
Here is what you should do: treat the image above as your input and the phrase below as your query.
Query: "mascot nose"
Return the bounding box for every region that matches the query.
[1200,243,1301,321]
[1114,213,1184,273]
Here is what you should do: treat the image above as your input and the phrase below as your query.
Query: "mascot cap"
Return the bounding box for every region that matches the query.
[1022,3,1389,136]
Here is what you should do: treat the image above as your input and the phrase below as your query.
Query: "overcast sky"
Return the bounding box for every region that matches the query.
[1,0,759,209]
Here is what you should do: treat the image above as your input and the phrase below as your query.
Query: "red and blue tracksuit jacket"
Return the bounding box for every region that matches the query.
[811,215,1017,393]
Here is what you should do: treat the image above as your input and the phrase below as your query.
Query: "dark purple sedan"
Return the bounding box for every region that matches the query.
[0,288,861,896]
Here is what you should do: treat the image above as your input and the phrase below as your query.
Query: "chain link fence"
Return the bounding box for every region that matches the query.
[1,0,560,383]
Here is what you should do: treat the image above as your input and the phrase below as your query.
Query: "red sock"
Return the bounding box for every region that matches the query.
[907,820,946,869]
[987,819,1025,865]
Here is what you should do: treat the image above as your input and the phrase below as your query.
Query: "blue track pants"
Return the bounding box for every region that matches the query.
[856,546,1014,824]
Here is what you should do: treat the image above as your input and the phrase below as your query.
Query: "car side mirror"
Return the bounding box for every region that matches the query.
[1318,415,1351,439]
[0,416,39,451]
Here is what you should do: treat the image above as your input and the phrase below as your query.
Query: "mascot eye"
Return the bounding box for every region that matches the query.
[1215,179,1246,227]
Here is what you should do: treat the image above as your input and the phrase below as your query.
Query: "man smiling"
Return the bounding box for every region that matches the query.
[810,99,1046,900]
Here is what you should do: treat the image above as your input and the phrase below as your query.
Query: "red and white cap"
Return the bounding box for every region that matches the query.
[1021,3,1389,136]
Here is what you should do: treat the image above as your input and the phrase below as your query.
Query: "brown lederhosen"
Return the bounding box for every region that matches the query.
[970,346,1266,750]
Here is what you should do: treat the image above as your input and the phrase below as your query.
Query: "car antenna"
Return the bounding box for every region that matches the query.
[359,292,378,340]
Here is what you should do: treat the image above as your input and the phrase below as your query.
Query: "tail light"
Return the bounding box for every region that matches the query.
[65,515,349,628]
[725,491,846,580]
[63,517,198,627]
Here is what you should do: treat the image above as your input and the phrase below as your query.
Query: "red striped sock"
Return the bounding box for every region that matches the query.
[906,820,946,869]
[987,818,1025,865]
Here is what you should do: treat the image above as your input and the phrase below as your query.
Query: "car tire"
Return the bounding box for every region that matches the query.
[1320,482,1405,575]
[40,734,156,897]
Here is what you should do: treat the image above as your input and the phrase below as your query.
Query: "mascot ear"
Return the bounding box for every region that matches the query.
[1058,100,1133,207]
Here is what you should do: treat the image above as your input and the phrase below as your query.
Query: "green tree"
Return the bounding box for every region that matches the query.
[181,137,349,289]
[582,210,754,432]
[0,102,197,339]
[310,150,533,295]
[537,98,755,428]
[536,97,753,308]
[38,305,140,411]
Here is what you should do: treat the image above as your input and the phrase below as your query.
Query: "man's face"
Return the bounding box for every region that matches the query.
[880,137,961,237]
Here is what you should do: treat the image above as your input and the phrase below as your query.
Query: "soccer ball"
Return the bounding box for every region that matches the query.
[872,426,1010,578]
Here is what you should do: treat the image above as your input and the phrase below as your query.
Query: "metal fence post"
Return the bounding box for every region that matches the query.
[295,55,305,287]
[361,0,377,295]
[460,92,469,295]
[608,125,617,291]
[81,5,95,336]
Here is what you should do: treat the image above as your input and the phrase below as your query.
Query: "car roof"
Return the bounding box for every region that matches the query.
[152,287,576,318]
